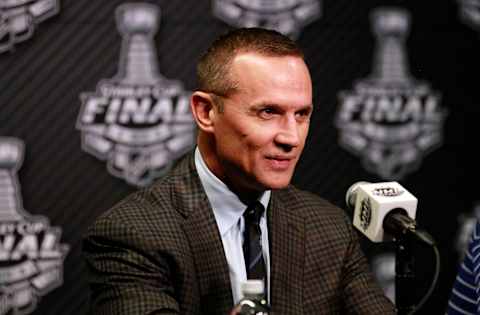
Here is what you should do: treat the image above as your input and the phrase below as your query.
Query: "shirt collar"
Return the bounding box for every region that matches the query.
[194,147,271,236]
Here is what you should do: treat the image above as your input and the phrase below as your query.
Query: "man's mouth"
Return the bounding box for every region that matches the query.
[265,156,295,170]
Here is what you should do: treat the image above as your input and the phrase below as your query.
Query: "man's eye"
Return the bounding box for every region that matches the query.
[259,108,276,118]
[296,110,311,120]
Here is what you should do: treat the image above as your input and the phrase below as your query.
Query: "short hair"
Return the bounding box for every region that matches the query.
[196,27,304,98]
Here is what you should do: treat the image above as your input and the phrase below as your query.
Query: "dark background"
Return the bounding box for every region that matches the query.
[0,0,478,314]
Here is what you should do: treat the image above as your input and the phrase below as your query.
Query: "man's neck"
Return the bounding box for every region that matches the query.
[197,135,265,203]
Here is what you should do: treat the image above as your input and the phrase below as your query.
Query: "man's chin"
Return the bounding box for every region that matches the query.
[260,178,292,190]
[267,183,290,190]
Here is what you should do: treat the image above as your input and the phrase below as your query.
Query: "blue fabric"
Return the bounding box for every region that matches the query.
[447,221,480,315]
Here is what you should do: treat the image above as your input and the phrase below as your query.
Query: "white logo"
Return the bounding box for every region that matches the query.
[359,198,372,231]
[458,0,480,30]
[0,137,69,315]
[372,187,404,197]
[77,3,195,187]
[335,7,447,180]
[212,0,321,38]
[0,0,60,53]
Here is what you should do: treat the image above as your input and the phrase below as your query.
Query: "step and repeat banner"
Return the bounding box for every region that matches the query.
[0,0,478,314]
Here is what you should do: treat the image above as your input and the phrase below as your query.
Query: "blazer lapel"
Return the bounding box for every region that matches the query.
[176,154,233,315]
[269,189,305,315]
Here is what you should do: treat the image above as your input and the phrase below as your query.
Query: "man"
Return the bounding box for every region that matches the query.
[447,220,480,314]
[83,27,395,314]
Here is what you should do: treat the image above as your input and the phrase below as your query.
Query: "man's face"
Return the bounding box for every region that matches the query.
[211,53,313,194]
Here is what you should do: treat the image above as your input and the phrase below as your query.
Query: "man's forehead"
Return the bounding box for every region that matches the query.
[230,52,311,85]
[231,51,305,67]
[232,53,310,84]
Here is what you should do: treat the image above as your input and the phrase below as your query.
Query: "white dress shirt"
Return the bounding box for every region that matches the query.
[194,147,271,304]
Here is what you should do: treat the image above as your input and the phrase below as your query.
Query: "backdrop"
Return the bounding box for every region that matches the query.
[0,0,478,314]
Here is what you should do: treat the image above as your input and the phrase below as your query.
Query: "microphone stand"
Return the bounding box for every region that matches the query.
[386,211,438,315]
[395,232,416,315]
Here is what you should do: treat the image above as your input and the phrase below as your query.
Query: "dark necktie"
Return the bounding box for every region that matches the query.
[243,201,266,281]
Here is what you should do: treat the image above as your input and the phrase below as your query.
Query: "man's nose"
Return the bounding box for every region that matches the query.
[274,116,301,150]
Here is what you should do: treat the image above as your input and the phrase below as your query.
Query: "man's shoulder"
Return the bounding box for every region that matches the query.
[86,187,177,241]
[276,185,356,241]
[88,152,196,233]
[278,185,347,219]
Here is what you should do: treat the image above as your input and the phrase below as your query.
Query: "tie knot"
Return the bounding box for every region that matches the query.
[244,201,265,224]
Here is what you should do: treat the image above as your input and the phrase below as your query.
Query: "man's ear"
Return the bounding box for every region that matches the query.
[190,91,217,133]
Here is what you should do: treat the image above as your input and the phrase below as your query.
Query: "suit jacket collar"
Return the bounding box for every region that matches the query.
[172,153,233,315]
[269,188,305,315]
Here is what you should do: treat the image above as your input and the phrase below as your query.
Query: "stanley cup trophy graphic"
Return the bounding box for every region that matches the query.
[335,7,447,180]
[357,9,428,93]
[0,140,25,222]
[115,3,180,91]
[213,0,321,38]
[0,138,68,315]
[77,3,195,187]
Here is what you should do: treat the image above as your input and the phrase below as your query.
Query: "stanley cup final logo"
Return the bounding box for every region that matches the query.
[458,0,480,30]
[0,138,69,315]
[77,3,195,187]
[335,8,447,180]
[0,0,60,53]
[212,0,321,38]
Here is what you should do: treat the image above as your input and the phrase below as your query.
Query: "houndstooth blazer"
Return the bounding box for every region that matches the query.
[83,152,396,315]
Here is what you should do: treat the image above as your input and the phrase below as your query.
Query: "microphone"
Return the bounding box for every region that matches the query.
[346,181,434,245]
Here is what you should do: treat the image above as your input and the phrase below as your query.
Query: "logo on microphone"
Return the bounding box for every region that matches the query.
[0,137,69,315]
[359,198,372,231]
[77,3,195,187]
[458,0,480,30]
[212,0,322,38]
[0,0,60,53]
[335,7,447,180]
[372,186,404,197]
